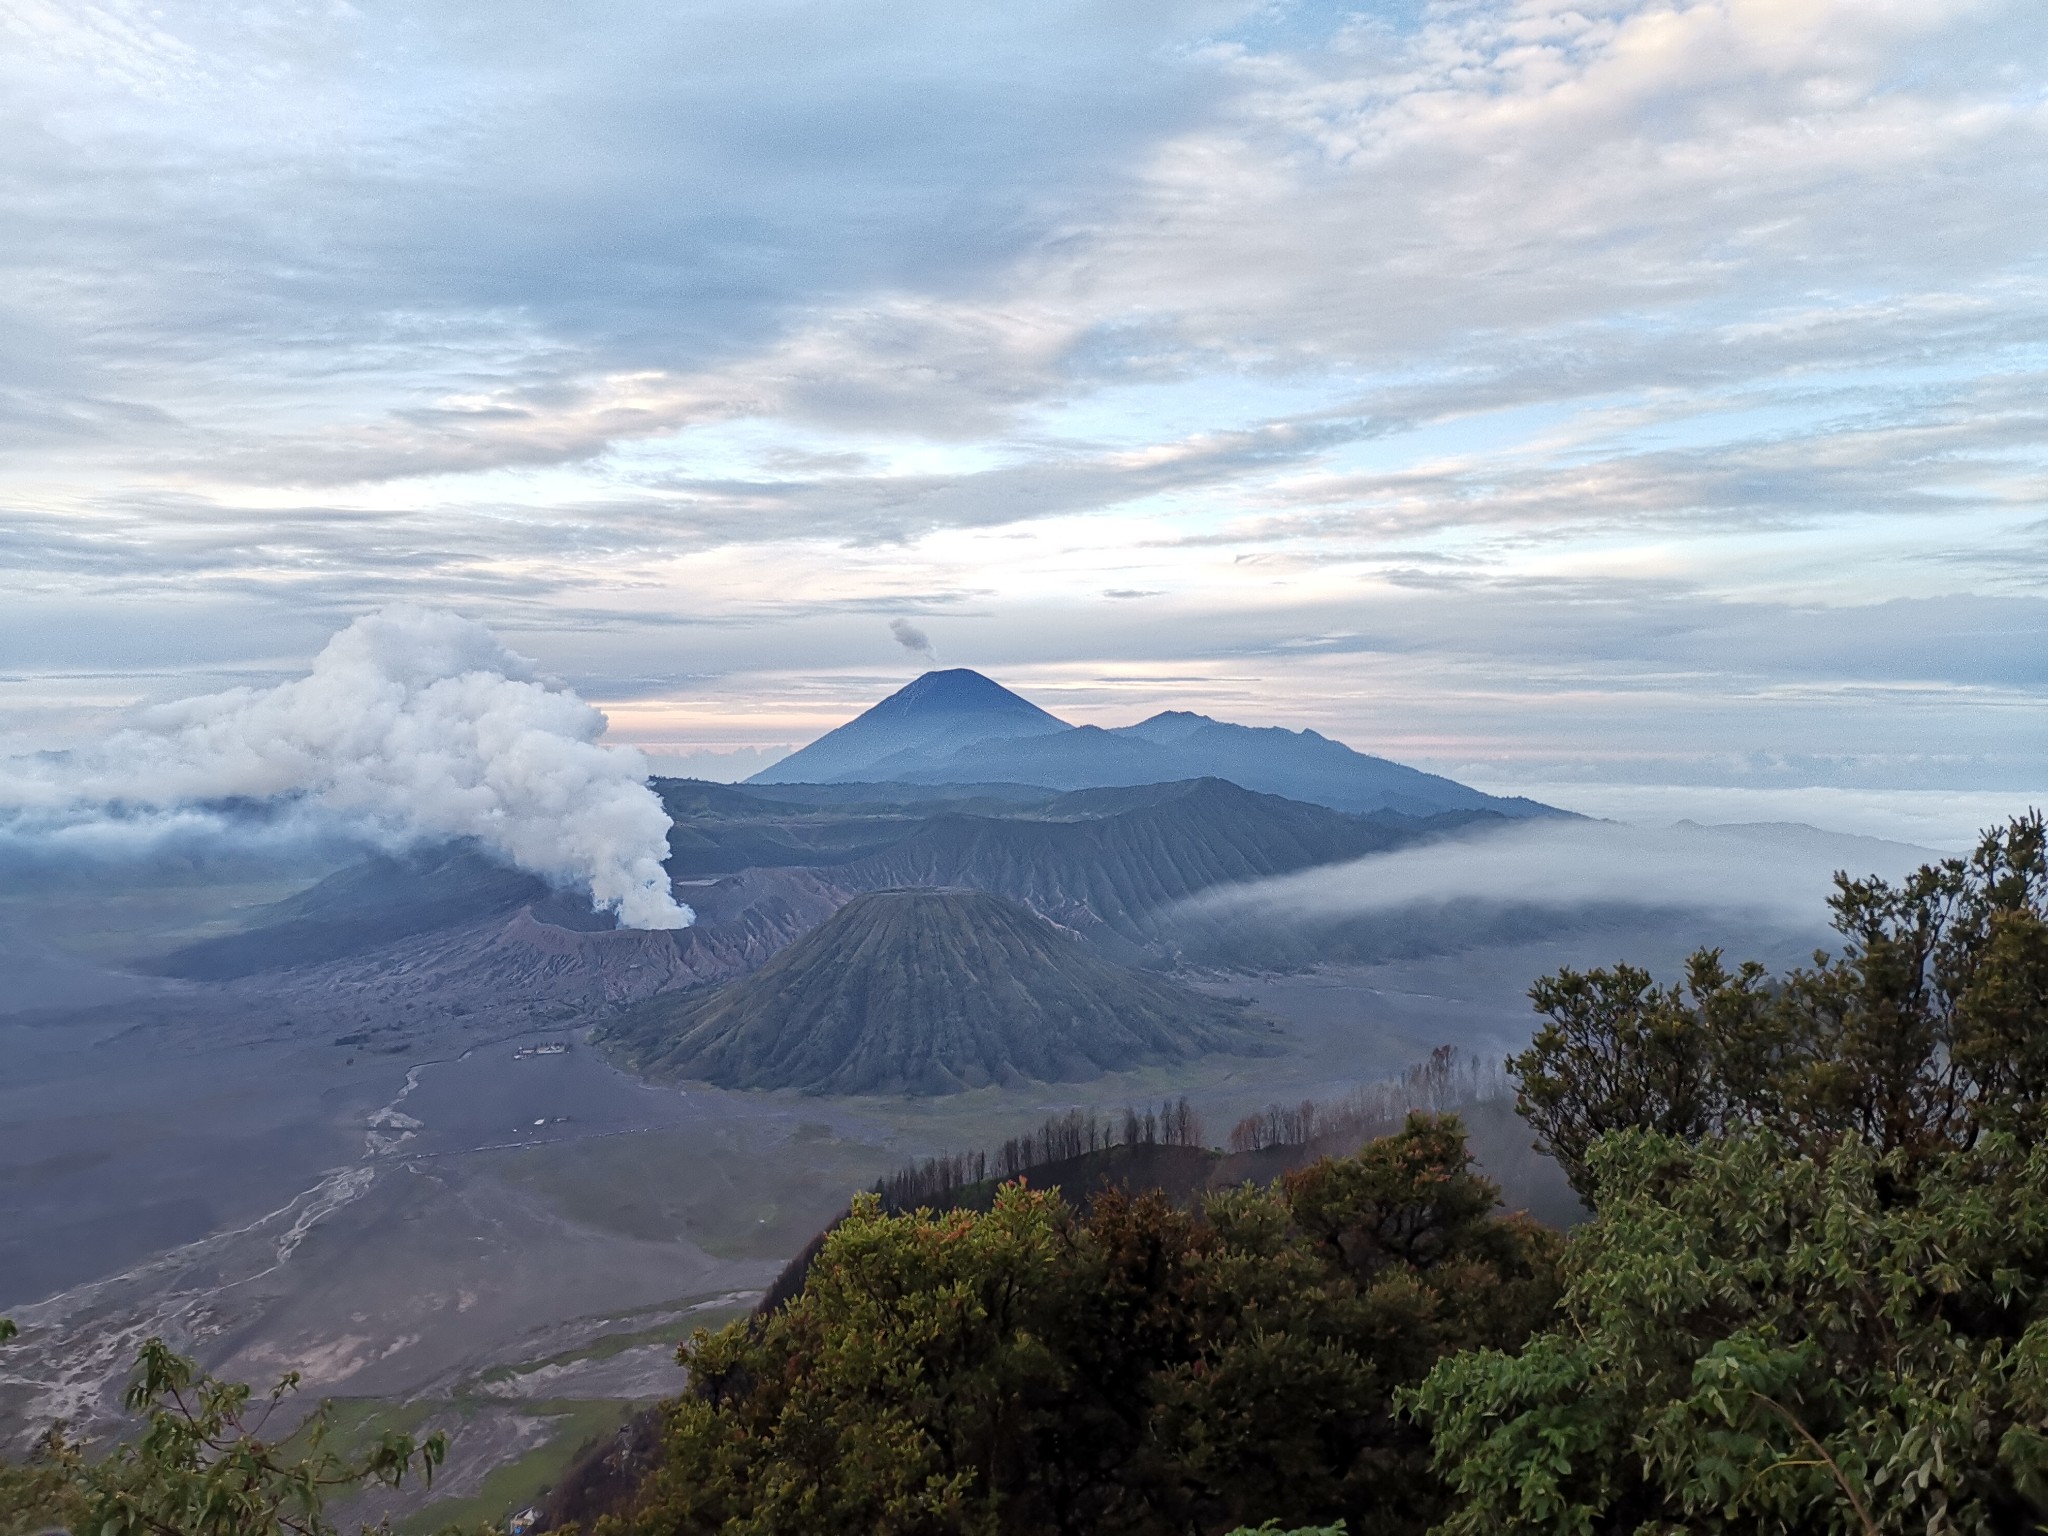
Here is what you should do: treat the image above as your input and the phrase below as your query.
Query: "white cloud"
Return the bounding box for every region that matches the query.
[1183,815,1943,931]
[0,0,2043,802]
[0,608,692,928]
[1456,782,2046,852]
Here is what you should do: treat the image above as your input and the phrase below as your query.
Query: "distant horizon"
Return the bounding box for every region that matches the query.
[0,622,2033,853]
[4,3,2042,861]
[628,662,2033,851]
[641,744,2019,853]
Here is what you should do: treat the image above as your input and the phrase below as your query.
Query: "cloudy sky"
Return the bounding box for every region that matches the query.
[3,0,2043,844]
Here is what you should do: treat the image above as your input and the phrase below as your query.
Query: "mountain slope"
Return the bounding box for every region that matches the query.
[653,777,967,875]
[148,845,550,979]
[599,888,1268,1095]
[831,778,1471,947]
[747,669,1558,819]
[260,865,853,1030]
[901,713,1555,817]
[1122,712,1556,817]
[751,669,1068,784]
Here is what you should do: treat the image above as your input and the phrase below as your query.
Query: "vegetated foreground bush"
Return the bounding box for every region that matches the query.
[611,1116,1560,1536]
[1408,811,2048,1534]
[1413,1127,2048,1535]
[0,1326,450,1536]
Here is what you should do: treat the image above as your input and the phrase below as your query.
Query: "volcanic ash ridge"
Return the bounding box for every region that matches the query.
[600,887,1268,1095]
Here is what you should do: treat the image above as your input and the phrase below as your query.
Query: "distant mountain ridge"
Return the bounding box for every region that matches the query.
[155,776,1492,985]
[831,777,1482,952]
[750,670,1561,819]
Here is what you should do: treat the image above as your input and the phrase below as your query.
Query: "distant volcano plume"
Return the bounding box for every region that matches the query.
[0,608,691,930]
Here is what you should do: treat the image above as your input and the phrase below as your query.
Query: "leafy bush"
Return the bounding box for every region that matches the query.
[0,1331,449,1536]
[1512,814,2048,1201]
[1421,814,2048,1532]
[612,1116,1558,1536]
[1411,1128,2048,1533]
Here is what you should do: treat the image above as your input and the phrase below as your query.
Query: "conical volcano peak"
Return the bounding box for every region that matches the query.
[869,669,1065,723]
[750,667,1561,819]
[750,668,1070,784]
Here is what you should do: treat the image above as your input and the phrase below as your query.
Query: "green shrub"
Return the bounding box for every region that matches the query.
[0,1331,451,1536]
[613,1117,1558,1536]
[1412,1129,2048,1533]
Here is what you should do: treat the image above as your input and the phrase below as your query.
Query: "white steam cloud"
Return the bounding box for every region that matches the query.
[1186,818,1941,930]
[889,617,935,660]
[0,607,693,930]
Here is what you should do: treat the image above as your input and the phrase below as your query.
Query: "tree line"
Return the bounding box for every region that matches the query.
[877,1044,1512,1217]
[1225,1045,1506,1153]
[874,1098,1207,1214]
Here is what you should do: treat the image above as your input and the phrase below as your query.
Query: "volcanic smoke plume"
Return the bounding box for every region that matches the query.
[0,607,692,930]
[889,617,935,660]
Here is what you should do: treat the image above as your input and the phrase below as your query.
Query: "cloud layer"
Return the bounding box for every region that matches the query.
[1183,817,1941,931]
[2,0,2044,829]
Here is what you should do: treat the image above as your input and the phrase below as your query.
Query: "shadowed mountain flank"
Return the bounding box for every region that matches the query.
[653,777,1059,876]
[831,778,1484,948]
[147,844,551,979]
[598,888,1270,1095]
[886,714,1557,817]
[267,866,854,1019]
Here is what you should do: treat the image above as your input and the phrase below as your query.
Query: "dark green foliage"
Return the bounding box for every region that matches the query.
[0,1332,448,1536]
[1512,813,2048,1198]
[1411,1129,2048,1534]
[1414,813,2048,1531]
[599,888,1268,1094]
[1512,952,1763,1202]
[610,1116,1560,1536]
[760,1105,1218,1322]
